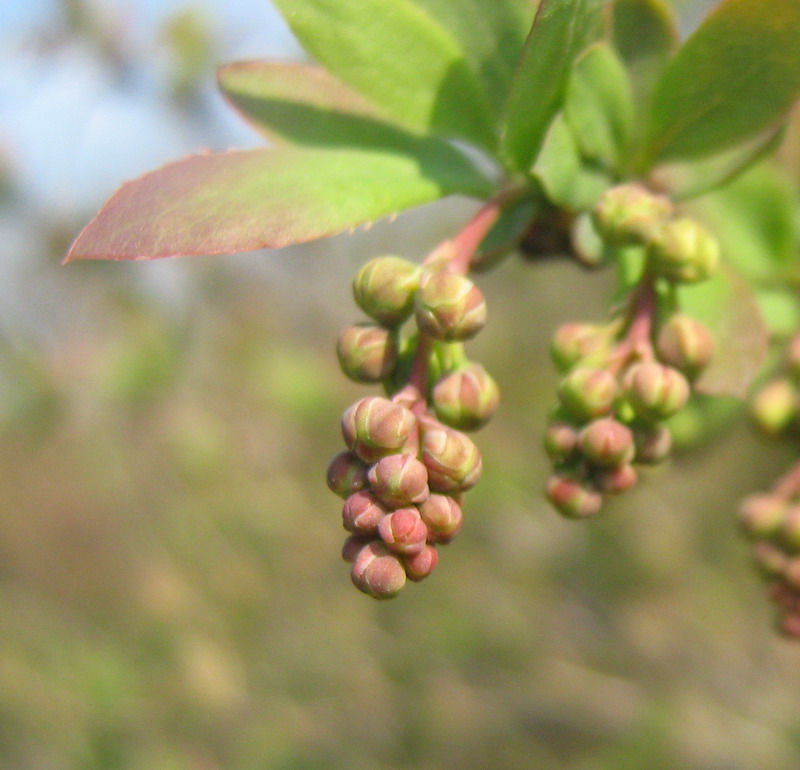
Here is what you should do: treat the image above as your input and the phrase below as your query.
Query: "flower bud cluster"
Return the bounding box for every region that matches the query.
[329,255,498,597]
[750,332,800,438]
[593,184,719,285]
[739,483,800,639]
[545,310,714,518]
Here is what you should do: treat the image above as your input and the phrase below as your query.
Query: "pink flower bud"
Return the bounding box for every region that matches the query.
[341,534,372,562]
[414,271,487,341]
[432,363,500,431]
[550,322,611,372]
[403,544,439,581]
[752,541,789,578]
[420,421,482,493]
[351,541,407,598]
[326,451,369,499]
[378,508,429,555]
[336,323,398,383]
[342,491,389,534]
[592,184,673,246]
[341,396,417,463]
[593,463,638,495]
[558,367,618,421]
[367,453,429,507]
[623,362,689,421]
[545,474,603,518]
[543,421,580,462]
[418,494,463,543]
[655,314,714,378]
[578,418,635,467]
[739,494,787,540]
[352,256,421,326]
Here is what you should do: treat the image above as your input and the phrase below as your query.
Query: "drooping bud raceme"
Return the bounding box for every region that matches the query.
[341,396,417,463]
[352,256,422,326]
[432,363,500,431]
[647,218,719,284]
[545,474,603,518]
[418,494,463,543]
[623,362,690,421]
[550,322,611,372]
[326,451,369,498]
[592,184,673,246]
[414,271,487,341]
[350,541,407,598]
[367,453,429,507]
[420,420,482,493]
[378,507,429,555]
[655,314,715,378]
[336,323,398,383]
[558,367,618,421]
[578,418,635,467]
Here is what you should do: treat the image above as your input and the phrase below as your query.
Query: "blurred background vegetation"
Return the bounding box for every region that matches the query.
[2,0,800,767]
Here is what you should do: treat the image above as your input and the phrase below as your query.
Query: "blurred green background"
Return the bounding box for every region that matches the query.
[3,1,800,768]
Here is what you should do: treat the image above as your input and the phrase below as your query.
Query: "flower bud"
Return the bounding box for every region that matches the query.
[779,611,800,639]
[418,494,463,543]
[647,218,719,284]
[352,256,421,325]
[432,363,500,431]
[655,314,715,378]
[593,463,638,494]
[578,418,635,467]
[751,379,797,436]
[558,367,618,421]
[592,184,673,246]
[623,362,689,421]
[378,508,429,555]
[752,541,789,578]
[769,580,800,612]
[351,541,407,598]
[336,323,398,383]
[342,534,372,562]
[632,423,672,464]
[341,396,417,463]
[326,451,369,498]
[342,491,389,534]
[550,323,611,372]
[739,494,787,540]
[367,453,429,507]
[545,474,603,518]
[420,421,482,493]
[414,272,486,341]
[543,421,580,462]
[403,544,439,581]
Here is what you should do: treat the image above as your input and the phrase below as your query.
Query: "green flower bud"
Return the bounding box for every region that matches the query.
[739,494,787,540]
[550,322,611,372]
[593,463,638,495]
[545,474,603,518]
[378,508,429,555]
[403,544,439,581]
[414,271,487,341]
[341,396,418,463]
[326,451,369,498]
[647,218,719,284]
[632,423,672,464]
[353,256,421,325]
[420,421,482,493]
[578,418,635,468]
[342,491,390,534]
[558,367,618,421]
[592,184,673,246]
[543,421,580,462]
[367,453,429,507]
[418,494,463,544]
[781,506,800,552]
[351,541,407,598]
[751,379,797,436]
[342,534,372,562]
[432,363,500,431]
[655,314,715,378]
[336,323,398,383]
[752,541,789,578]
[623,362,689,421]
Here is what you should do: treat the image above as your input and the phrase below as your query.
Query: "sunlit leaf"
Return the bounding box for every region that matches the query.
[65,145,492,261]
[501,0,605,173]
[642,0,800,165]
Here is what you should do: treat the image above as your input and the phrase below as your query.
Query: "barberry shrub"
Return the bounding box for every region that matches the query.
[66,0,800,629]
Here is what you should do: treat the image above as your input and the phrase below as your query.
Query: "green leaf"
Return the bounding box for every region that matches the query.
[642,0,800,165]
[410,0,537,117]
[218,61,411,147]
[754,288,800,338]
[677,265,768,398]
[270,0,496,149]
[501,0,605,173]
[651,127,784,201]
[65,145,493,262]
[565,42,634,170]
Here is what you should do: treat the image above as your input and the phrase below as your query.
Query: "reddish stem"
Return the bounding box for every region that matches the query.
[605,277,657,375]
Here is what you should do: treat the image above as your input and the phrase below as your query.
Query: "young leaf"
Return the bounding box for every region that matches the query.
[65,145,493,262]
[501,0,605,173]
[677,265,768,398]
[270,0,496,149]
[564,42,634,170]
[642,0,800,165]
